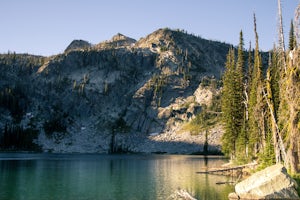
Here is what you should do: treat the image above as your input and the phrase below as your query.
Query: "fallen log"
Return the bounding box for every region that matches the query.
[196,162,257,177]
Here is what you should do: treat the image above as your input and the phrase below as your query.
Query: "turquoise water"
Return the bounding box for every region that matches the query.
[0,153,234,200]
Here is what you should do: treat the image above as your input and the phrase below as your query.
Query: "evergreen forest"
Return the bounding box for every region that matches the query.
[221,1,300,175]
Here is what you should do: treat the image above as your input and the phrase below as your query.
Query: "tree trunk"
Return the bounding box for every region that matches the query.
[263,87,284,164]
[287,106,299,174]
[287,144,298,174]
[260,111,266,149]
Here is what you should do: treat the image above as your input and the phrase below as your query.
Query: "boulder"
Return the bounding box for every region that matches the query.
[168,189,197,200]
[229,164,299,200]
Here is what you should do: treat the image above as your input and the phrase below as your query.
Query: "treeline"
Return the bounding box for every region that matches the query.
[221,3,300,175]
[0,124,40,151]
[0,52,44,75]
[0,87,27,122]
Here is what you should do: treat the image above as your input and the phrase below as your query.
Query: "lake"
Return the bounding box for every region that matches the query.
[0,153,234,200]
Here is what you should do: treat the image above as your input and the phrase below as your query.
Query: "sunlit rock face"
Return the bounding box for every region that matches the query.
[65,39,92,53]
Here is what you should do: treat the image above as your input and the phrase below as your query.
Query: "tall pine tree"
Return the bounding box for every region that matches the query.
[221,47,238,158]
[289,20,296,50]
[248,14,265,158]
[221,32,245,161]
[235,31,248,161]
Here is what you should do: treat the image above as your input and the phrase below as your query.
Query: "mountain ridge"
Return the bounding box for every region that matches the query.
[0,28,245,153]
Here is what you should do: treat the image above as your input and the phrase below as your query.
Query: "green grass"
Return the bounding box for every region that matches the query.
[182,111,221,135]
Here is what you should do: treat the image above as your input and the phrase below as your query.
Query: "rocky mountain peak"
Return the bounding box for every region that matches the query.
[95,33,136,49]
[111,33,136,43]
[135,28,174,49]
[64,39,91,53]
[136,28,233,78]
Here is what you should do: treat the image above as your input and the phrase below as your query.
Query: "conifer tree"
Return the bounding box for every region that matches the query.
[235,31,248,160]
[248,14,265,157]
[221,47,238,158]
[247,42,253,84]
[221,33,246,160]
[246,43,253,115]
[289,20,296,50]
[269,47,281,116]
[236,31,245,77]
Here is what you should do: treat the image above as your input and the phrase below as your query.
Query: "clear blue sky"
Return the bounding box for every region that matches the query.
[0,0,298,56]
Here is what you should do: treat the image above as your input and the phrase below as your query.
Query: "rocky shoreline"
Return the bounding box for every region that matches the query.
[110,124,223,154]
[37,124,223,154]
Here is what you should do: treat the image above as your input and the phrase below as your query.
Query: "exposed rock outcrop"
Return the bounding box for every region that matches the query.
[95,33,136,49]
[65,39,91,52]
[168,189,197,200]
[229,164,299,200]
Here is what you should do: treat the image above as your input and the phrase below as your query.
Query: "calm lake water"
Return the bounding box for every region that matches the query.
[0,153,234,200]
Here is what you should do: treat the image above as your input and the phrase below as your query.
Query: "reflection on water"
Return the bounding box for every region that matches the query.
[0,153,234,200]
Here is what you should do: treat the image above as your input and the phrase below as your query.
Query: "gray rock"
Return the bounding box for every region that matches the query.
[65,39,91,52]
[229,164,299,200]
[168,189,197,200]
[95,33,136,49]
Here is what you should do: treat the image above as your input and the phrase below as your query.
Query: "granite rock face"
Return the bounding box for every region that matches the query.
[65,39,91,52]
[229,164,299,200]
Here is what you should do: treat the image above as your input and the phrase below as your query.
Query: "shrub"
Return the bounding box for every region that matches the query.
[43,118,67,137]
[0,124,40,150]
[160,46,168,52]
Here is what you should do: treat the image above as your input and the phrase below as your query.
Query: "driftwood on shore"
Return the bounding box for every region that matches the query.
[196,162,257,177]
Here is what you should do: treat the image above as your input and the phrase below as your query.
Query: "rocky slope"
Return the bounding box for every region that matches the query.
[0,28,232,153]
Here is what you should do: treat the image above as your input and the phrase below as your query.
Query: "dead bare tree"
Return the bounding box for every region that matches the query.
[277,0,287,72]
